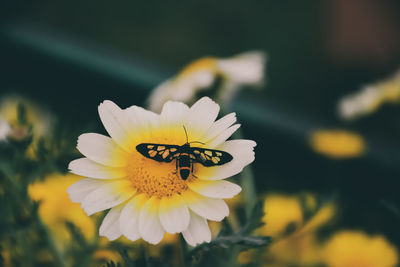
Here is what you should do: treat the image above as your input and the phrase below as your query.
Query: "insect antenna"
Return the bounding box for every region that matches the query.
[183,125,189,143]
[183,125,205,145]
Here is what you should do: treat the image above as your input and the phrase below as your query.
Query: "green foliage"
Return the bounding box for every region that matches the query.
[116,248,171,267]
[17,102,28,125]
[104,261,122,267]
[185,202,270,267]
[0,104,97,267]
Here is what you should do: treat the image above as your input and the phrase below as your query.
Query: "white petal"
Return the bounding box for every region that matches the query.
[147,79,175,113]
[160,101,189,126]
[188,180,241,199]
[182,191,229,221]
[0,117,11,141]
[67,178,109,203]
[202,113,236,143]
[217,51,266,85]
[206,124,241,148]
[77,133,129,167]
[182,211,211,247]
[159,195,190,234]
[99,204,124,241]
[216,82,240,106]
[198,139,256,180]
[98,100,137,151]
[69,158,127,179]
[119,194,148,241]
[125,106,160,137]
[192,70,215,88]
[81,180,135,216]
[183,97,220,138]
[139,196,165,244]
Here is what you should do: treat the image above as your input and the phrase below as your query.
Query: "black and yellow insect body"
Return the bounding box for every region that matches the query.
[136,127,233,180]
[175,143,194,180]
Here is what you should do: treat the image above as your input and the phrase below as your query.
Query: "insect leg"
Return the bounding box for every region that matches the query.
[173,158,178,175]
[190,161,198,178]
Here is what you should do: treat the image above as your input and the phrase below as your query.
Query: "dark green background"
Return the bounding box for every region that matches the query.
[1,0,400,248]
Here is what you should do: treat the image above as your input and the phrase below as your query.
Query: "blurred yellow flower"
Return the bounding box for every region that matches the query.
[266,203,336,265]
[237,249,254,265]
[260,193,336,266]
[28,174,96,248]
[338,70,400,120]
[309,129,366,159]
[295,202,335,235]
[303,192,317,211]
[260,194,303,237]
[0,242,11,267]
[322,231,398,267]
[266,233,321,266]
[93,249,122,265]
[148,51,266,112]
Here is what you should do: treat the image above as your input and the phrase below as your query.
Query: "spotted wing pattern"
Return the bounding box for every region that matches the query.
[136,143,181,162]
[190,147,233,166]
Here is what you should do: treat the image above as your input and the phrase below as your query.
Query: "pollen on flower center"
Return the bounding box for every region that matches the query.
[127,156,189,198]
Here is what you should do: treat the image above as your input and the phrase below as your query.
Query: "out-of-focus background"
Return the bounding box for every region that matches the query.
[1,1,400,266]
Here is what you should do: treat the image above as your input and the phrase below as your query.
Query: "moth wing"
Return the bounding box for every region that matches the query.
[190,147,233,167]
[136,143,181,162]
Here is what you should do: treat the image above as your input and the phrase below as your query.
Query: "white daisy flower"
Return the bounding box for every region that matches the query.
[148,51,266,112]
[67,97,256,246]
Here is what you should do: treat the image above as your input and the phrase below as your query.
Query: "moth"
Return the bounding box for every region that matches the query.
[136,126,233,180]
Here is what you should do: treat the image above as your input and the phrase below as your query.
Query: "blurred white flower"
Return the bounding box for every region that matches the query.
[0,95,54,140]
[0,116,11,142]
[67,97,256,246]
[338,70,400,120]
[148,51,267,112]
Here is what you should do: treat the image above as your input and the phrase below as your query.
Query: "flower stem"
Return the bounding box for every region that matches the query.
[234,128,257,218]
[226,247,240,267]
[179,234,188,267]
[220,104,257,219]
[241,166,257,218]
[36,212,67,267]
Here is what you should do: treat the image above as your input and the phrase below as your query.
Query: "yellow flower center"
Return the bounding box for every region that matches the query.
[178,57,218,78]
[126,127,197,198]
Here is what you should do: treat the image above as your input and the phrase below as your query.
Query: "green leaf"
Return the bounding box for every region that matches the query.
[65,221,88,247]
[239,201,265,235]
[17,102,28,125]
[192,235,270,252]
[186,201,271,266]
[120,249,136,267]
